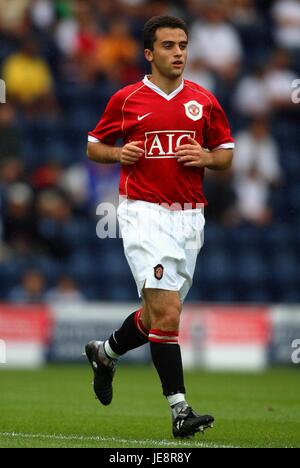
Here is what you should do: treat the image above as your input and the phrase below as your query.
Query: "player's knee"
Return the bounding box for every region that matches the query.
[149,304,180,331]
[140,307,151,331]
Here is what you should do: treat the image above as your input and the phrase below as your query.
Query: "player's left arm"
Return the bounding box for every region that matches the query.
[175,136,233,171]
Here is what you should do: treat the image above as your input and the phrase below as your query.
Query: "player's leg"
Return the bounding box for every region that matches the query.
[85,198,155,405]
[144,287,214,438]
[104,303,149,358]
[140,298,151,330]
[103,297,151,359]
[85,302,150,405]
[144,288,184,399]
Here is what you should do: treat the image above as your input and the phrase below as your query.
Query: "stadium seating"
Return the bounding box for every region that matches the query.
[0,1,299,304]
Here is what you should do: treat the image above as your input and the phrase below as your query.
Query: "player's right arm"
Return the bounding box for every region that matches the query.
[87,141,144,165]
[88,88,144,165]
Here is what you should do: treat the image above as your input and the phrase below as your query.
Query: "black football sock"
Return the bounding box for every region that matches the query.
[105,309,149,358]
[149,329,186,396]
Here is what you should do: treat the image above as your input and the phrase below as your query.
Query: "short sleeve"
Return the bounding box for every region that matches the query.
[204,96,235,150]
[88,91,124,145]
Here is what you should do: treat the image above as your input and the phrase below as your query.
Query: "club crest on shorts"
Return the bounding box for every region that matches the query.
[154,264,164,280]
[184,100,203,121]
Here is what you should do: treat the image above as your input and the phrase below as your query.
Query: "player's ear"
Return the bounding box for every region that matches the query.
[144,49,154,63]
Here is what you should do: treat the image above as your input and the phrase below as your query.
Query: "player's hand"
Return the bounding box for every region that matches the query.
[119,141,144,165]
[175,136,212,168]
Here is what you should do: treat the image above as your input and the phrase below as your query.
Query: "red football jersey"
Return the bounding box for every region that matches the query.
[88,75,234,207]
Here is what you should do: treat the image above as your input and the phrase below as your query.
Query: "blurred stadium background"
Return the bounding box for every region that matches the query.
[1,0,300,305]
[0,0,300,446]
[0,0,300,448]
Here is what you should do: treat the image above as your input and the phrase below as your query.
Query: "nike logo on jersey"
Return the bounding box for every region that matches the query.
[137,113,152,121]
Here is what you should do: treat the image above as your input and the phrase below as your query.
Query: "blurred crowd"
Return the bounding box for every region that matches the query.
[0,0,300,303]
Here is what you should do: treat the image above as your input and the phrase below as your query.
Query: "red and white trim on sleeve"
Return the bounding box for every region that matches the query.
[134,309,149,338]
[88,135,100,143]
[148,329,179,344]
[213,142,235,150]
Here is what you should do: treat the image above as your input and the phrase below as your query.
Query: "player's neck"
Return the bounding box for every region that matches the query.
[147,73,183,95]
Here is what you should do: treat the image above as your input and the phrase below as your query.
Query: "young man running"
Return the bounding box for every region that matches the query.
[85,15,234,438]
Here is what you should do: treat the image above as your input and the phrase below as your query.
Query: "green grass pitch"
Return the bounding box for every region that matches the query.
[0,365,299,448]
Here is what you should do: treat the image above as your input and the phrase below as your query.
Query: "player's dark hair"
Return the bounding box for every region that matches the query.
[143,16,188,51]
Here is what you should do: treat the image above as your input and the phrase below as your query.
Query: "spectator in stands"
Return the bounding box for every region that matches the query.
[0,103,21,161]
[2,182,37,252]
[0,0,30,35]
[35,190,73,259]
[2,36,57,115]
[232,118,282,226]
[29,0,56,32]
[229,0,268,64]
[54,0,101,82]
[31,161,64,191]
[45,274,85,303]
[8,269,46,303]
[91,20,141,85]
[54,2,79,58]
[55,163,90,210]
[0,159,25,189]
[233,64,270,118]
[272,0,300,49]
[264,48,298,111]
[54,0,74,20]
[229,0,261,27]
[189,1,243,81]
[0,0,299,303]
[73,1,101,82]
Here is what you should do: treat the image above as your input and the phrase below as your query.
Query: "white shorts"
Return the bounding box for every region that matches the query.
[117,198,205,303]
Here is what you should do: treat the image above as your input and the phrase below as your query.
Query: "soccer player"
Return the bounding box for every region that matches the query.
[85,16,234,438]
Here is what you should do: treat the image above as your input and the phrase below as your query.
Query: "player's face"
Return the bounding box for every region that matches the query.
[145,28,188,80]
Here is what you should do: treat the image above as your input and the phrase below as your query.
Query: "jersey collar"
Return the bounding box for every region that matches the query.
[143,75,184,101]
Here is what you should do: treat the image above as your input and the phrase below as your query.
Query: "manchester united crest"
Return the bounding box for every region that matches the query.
[184,100,203,121]
[154,264,164,280]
